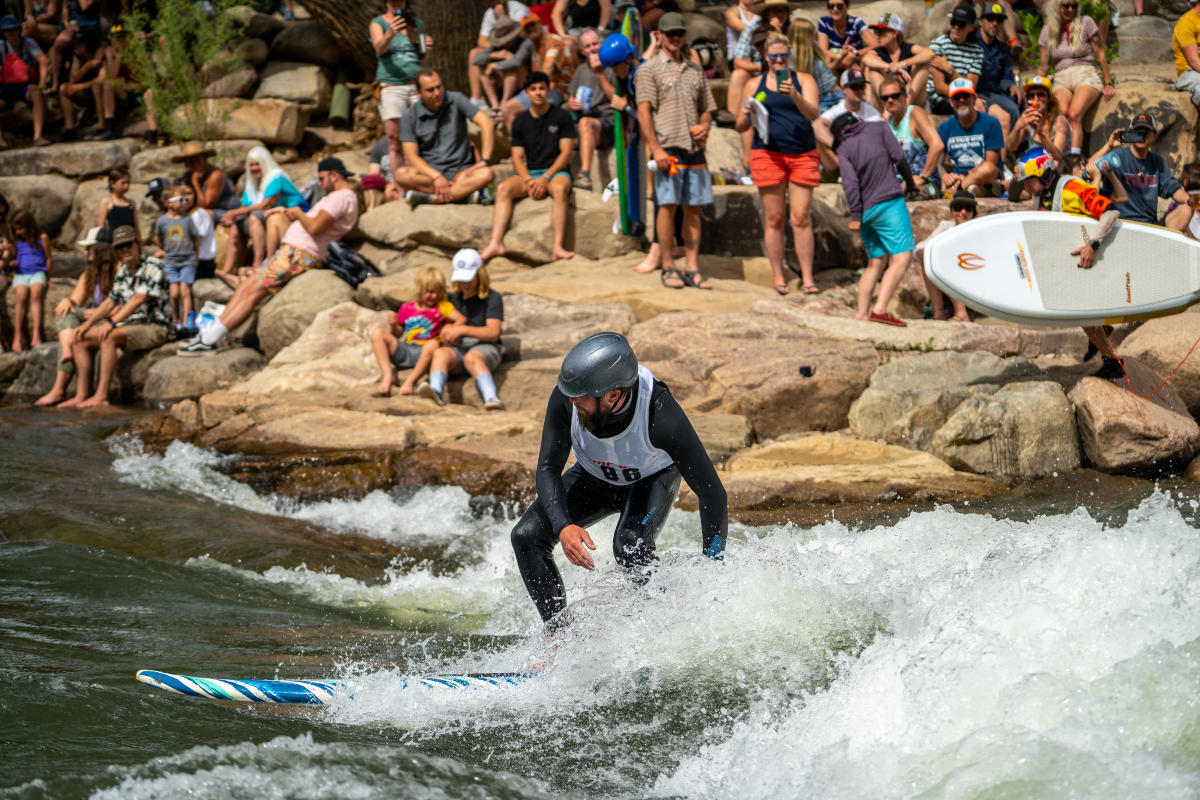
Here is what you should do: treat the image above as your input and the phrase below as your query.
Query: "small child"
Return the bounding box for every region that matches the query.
[154,186,200,327]
[180,183,218,280]
[368,266,465,397]
[96,168,140,241]
[10,209,52,351]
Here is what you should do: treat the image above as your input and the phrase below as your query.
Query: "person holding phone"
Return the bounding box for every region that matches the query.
[370,0,434,191]
[1088,113,1192,232]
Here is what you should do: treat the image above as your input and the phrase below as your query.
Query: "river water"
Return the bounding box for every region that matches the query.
[3,407,1200,799]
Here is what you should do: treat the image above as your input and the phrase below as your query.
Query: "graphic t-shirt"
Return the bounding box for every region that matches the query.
[938,113,1004,175]
[1095,146,1184,224]
[155,213,198,267]
[396,299,455,344]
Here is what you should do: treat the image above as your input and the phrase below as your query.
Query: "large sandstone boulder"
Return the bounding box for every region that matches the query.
[1117,308,1200,415]
[701,185,763,259]
[202,67,260,99]
[178,99,310,145]
[248,408,417,451]
[681,432,1004,526]
[225,5,286,41]
[570,191,639,260]
[254,269,356,360]
[502,294,637,360]
[0,174,77,237]
[0,139,140,179]
[129,139,266,183]
[143,348,266,407]
[269,20,347,67]
[255,62,332,115]
[1114,15,1174,63]
[3,343,56,399]
[1085,82,1197,174]
[629,310,879,437]
[235,37,270,67]
[1069,376,1200,472]
[0,351,25,385]
[849,350,1045,449]
[931,380,1081,477]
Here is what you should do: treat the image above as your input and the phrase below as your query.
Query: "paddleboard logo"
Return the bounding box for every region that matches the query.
[957,252,986,270]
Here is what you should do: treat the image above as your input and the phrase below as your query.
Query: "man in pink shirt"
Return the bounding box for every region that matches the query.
[179,157,360,355]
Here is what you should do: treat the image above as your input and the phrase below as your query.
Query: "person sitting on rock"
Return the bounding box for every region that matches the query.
[566,27,614,192]
[175,141,241,222]
[1088,114,1193,233]
[416,248,506,410]
[178,158,360,356]
[1174,0,1200,110]
[552,0,610,42]
[913,190,974,322]
[937,78,1004,198]
[860,13,932,108]
[35,233,117,406]
[1037,0,1114,156]
[879,76,942,200]
[368,265,465,397]
[55,28,105,142]
[818,0,877,74]
[394,68,496,206]
[469,1,531,112]
[472,13,536,117]
[831,111,916,328]
[218,146,309,286]
[480,71,575,263]
[58,225,172,408]
[0,14,49,148]
[366,135,403,204]
[500,16,576,132]
[1021,153,1128,380]
[926,4,983,116]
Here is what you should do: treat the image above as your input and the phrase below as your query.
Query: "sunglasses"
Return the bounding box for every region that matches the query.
[950,20,970,28]
[766,52,789,62]
[880,91,903,102]
[951,204,976,213]
[115,242,135,250]
[827,2,845,8]
[1061,2,1078,7]
[950,93,974,102]
[664,30,685,38]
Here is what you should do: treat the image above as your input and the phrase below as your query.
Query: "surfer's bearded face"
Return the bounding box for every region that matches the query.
[571,389,624,434]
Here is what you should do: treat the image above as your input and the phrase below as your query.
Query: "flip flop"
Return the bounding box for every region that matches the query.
[681,269,712,290]
[661,268,685,289]
[802,284,821,294]
[775,283,790,296]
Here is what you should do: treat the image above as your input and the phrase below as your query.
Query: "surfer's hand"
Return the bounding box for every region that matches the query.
[560,525,596,570]
[1072,243,1096,269]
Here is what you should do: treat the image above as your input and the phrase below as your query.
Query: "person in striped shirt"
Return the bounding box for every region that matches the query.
[927,4,984,114]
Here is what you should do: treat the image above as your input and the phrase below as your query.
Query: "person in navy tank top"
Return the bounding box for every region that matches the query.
[734,32,822,296]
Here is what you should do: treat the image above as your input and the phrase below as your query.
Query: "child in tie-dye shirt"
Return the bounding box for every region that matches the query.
[369,266,465,397]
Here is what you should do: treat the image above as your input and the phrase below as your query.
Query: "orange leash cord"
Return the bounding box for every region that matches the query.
[1105,325,1200,401]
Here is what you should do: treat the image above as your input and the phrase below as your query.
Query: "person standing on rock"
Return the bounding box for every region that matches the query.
[635,11,717,290]
[831,111,916,328]
[177,158,360,356]
[370,0,433,191]
[58,226,171,408]
[510,332,728,625]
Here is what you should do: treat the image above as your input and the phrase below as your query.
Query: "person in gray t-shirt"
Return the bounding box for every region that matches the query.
[154,187,201,325]
[395,69,498,205]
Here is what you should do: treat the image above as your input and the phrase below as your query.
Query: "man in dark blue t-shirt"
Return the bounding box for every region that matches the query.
[937,77,1004,197]
[1091,113,1190,230]
[480,71,576,263]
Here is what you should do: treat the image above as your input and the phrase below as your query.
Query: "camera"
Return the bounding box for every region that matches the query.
[1119,128,1146,144]
[397,8,413,25]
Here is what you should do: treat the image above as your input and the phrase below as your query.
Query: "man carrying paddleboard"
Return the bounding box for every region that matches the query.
[511,332,728,624]
[1021,153,1128,378]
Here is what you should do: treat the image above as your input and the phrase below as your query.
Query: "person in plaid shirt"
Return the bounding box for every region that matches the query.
[59,225,171,408]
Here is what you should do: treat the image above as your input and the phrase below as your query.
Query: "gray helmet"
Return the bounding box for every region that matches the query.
[557,332,638,397]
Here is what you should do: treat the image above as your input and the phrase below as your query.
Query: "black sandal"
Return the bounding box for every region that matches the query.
[681,269,712,290]
[661,268,685,289]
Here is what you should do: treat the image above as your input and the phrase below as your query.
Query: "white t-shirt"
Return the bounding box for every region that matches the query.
[819,98,883,125]
[282,188,359,259]
[479,1,530,36]
[190,208,216,260]
[915,219,954,260]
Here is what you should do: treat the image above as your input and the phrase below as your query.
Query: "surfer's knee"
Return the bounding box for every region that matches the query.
[510,508,554,558]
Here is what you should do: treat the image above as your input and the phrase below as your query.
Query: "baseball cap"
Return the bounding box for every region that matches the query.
[830,112,858,144]
[981,2,1006,19]
[840,67,866,88]
[1023,74,1052,92]
[658,11,687,33]
[870,13,903,34]
[317,156,354,177]
[0,15,21,30]
[111,225,137,247]
[1129,112,1156,132]
[948,77,975,97]
[77,225,107,248]
[949,189,977,211]
[450,248,483,283]
[147,177,169,198]
[949,4,977,25]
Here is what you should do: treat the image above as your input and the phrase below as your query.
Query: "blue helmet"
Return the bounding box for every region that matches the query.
[599,33,635,68]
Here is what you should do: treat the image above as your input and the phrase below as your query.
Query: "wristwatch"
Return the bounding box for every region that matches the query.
[1087,238,1101,250]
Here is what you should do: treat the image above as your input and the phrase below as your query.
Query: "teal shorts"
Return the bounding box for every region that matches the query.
[529,168,572,183]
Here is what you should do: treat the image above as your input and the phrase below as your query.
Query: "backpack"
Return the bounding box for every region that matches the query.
[324,242,381,288]
[0,41,31,86]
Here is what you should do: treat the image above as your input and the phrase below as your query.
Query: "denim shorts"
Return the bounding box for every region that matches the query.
[13,271,46,287]
[165,261,197,285]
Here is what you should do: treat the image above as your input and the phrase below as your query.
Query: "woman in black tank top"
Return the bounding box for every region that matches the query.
[552,0,610,37]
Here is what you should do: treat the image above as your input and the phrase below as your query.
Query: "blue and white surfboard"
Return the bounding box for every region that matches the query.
[136,668,534,705]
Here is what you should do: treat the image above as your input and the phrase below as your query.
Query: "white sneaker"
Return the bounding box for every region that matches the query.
[416,380,445,406]
[178,338,218,356]
[483,397,505,411]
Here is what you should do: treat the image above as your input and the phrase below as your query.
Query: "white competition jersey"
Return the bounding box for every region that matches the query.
[570,365,673,485]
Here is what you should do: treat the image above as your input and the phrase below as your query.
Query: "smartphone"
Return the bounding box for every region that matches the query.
[1119,128,1146,144]
[775,68,788,88]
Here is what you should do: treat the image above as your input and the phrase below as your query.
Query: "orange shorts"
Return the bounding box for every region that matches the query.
[751,149,820,188]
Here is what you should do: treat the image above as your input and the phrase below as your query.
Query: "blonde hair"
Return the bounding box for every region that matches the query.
[413,266,447,304]
[454,265,490,299]
[1044,0,1084,57]
[788,18,816,75]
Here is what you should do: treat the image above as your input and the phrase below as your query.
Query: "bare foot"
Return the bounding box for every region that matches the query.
[30,336,42,347]
[479,242,506,262]
[33,391,65,407]
[551,247,574,262]
[58,396,85,408]
[77,395,110,408]
[397,381,415,395]
[633,252,660,274]
[11,341,22,352]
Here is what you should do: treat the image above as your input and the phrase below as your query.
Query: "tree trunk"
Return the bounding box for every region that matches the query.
[301,0,485,92]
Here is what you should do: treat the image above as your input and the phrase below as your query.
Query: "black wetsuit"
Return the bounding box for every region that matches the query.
[510,377,728,622]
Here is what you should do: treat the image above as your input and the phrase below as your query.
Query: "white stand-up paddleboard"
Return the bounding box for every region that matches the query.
[924,211,1200,327]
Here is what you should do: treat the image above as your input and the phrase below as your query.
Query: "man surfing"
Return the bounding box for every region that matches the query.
[511,332,728,624]
[1021,153,1127,379]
